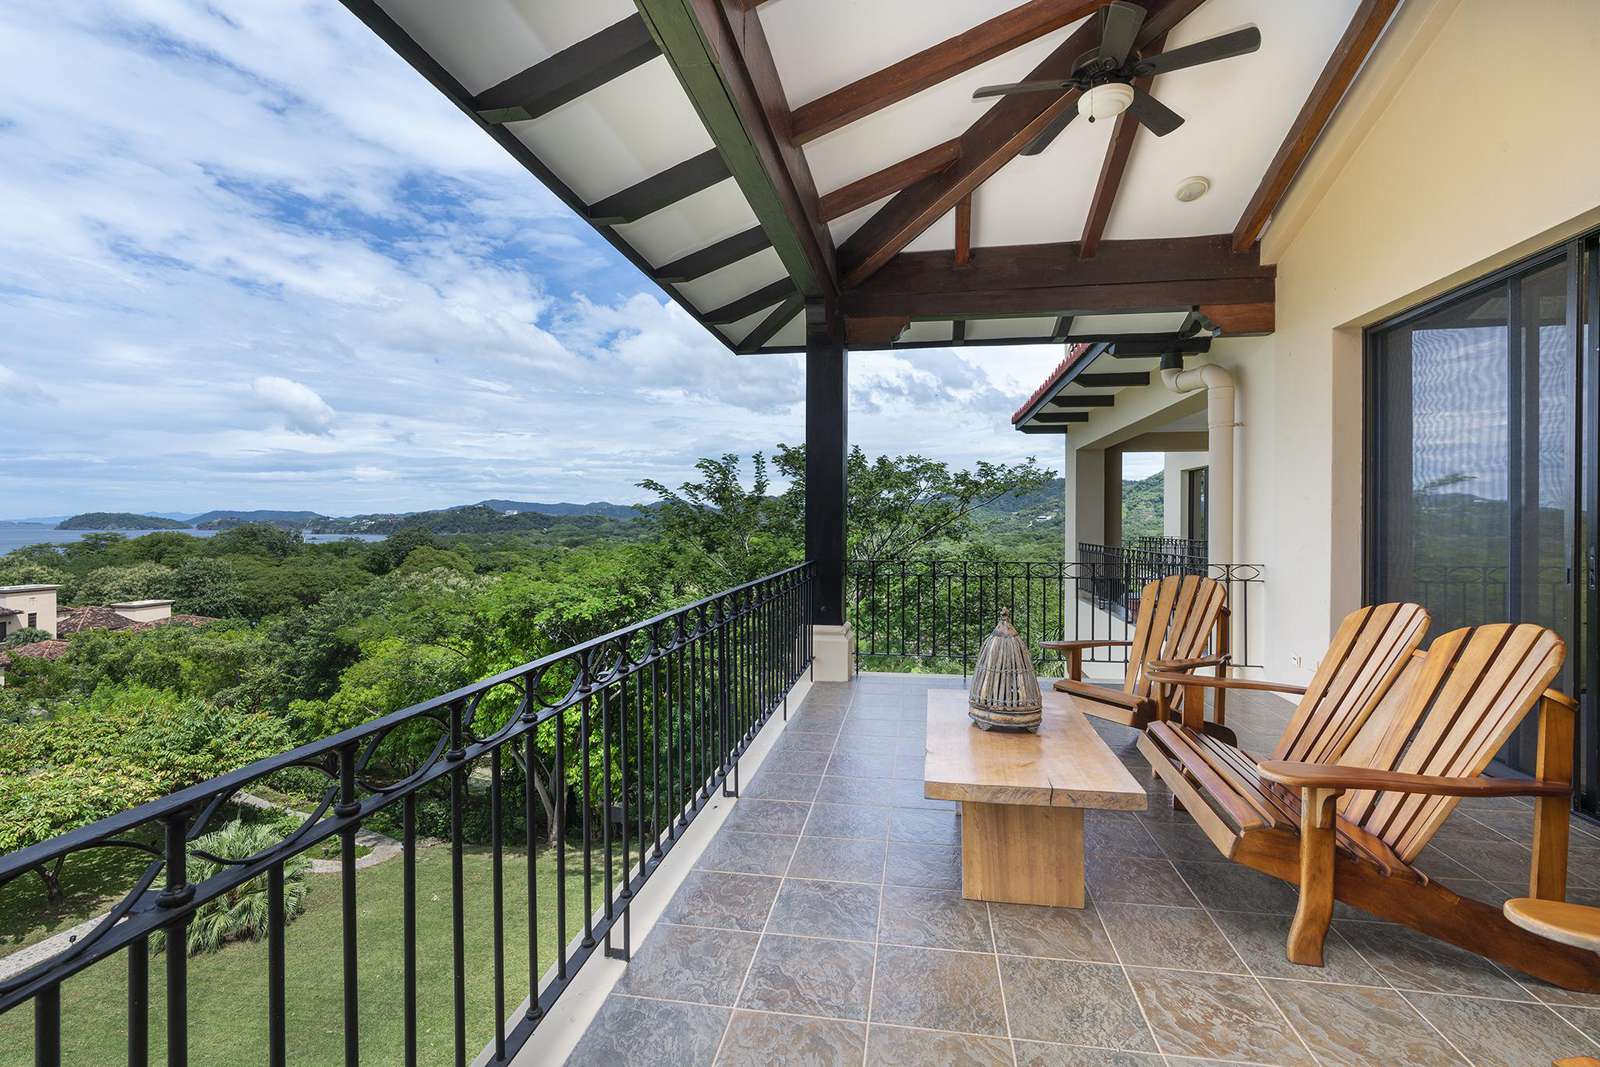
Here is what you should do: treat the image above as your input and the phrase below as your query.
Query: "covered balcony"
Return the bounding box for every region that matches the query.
[6,0,1600,1065]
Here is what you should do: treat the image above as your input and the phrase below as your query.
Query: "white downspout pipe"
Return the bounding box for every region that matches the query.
[1160,361,1236,566]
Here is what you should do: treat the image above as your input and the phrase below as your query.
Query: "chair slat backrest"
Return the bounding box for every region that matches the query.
[1269,603,1430,764]
[1126,574,1228,700]
[1339,623,1566,862]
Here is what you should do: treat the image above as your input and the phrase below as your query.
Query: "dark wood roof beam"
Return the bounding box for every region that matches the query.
[952,319,967,344]
[637,0,837,302]
[473,15,660,123]
[1018,424,1072,434]
[654,226,771,282]
[954,193,973,268]
[1232,0,1400,251]
[1075,371,1150,387]
[836,0,1207,287]
[1049,394,1116,407]
[1033,411,1090,424]
[818,140,961,223]
[1050,314,1074,341]
[586,149,730,224]
[1107,335,1210,357]
[789,0,1114,144]
[707,278,796,324]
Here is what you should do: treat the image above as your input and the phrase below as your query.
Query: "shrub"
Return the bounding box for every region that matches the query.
[1,627,53,649]
[156,820,312,955]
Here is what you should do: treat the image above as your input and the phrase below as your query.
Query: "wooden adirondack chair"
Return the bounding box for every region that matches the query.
[1146,619,1595,991]
[1042,573,1229,734]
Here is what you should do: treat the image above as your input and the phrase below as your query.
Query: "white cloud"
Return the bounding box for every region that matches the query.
[251,375,335,435]
[0,1,1069,518]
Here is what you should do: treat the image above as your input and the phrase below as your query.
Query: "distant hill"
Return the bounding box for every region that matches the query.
[57,512,192,531]
[190,510,327,530]
[306,504,638,536]
[1121,472,1163,541]
[478,499,643,520]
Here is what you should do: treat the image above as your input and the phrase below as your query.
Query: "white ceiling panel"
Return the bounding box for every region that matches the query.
[1107,0,1364,240]
[379,0,638,95]
[510,58,715,205]
[966,316,1057,340]
[1069,312,1191,336]
[677,250,788,312]
[898,320,954,344]
[616,181,760,266]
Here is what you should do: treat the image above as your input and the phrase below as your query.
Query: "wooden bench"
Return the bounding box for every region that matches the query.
[924,688,1144,908]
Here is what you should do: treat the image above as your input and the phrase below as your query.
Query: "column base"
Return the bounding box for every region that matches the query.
[811,623,856,682]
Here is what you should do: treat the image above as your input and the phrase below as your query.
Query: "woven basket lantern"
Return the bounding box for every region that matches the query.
[968,608,1043,731]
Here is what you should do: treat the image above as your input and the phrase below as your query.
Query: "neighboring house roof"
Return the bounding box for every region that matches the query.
[127,614,218,633]
[56,606,134,634]
[0,639,70,666]
[0,607,19,617]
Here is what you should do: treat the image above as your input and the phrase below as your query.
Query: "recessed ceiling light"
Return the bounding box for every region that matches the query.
[1175,176,1210,203]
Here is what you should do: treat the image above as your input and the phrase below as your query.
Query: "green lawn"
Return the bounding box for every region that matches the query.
[0,843,616,1065]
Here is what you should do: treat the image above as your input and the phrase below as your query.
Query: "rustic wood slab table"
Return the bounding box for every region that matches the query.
[924,688,1147,908]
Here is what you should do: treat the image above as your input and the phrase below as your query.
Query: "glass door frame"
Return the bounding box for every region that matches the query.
[1362,230,1594,801]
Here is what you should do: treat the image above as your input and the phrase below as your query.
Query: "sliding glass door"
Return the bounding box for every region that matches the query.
[1367,235,1592,791]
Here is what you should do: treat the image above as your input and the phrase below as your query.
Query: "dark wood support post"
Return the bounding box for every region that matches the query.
[805,300,854,678]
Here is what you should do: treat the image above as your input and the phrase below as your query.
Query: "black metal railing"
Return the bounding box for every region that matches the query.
[0,563,814,1067]
[849,554,1262,673]
[1130,535,1208,558]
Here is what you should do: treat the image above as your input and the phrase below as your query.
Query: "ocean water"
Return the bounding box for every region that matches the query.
[0,527,386,554]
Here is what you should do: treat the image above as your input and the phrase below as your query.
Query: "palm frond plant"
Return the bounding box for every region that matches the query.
[154,819,312,956]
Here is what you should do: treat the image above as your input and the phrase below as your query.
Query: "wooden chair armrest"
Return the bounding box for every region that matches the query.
[1145,654,1230,673]
[1257,760,1571,798]
[1146,673,1307,695]
[1040,640,1133,652]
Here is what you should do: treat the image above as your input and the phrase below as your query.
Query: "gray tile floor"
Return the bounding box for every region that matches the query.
[565,673,1600,1067]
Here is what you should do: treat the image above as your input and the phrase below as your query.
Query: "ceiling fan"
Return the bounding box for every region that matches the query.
[972,1,1261,155]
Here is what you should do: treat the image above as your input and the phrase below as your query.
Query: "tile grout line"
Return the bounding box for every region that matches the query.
[705,685,846,1065]
[1163,824,1323,1067]
[1087,882,1172,1066]
[983,901,1019,1067]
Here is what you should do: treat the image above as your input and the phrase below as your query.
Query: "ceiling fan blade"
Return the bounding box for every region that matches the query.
[1134,26,1261,77]
[1097,2,1147,68]
[1126,86,1184,136]
[972,79,1072,100]
[1020,104,1080,156]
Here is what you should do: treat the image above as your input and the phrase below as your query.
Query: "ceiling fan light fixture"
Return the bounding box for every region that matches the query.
[1078,82,1133,124]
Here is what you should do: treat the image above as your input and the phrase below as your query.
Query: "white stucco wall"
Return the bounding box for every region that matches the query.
[1061,0,1600,682]
[1161,452,1209,539]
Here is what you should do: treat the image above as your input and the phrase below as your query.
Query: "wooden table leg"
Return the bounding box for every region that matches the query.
[960,801,1085,908]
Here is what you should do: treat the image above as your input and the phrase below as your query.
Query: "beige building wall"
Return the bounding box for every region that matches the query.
[1062,0,1600,682]
[111,600,175,624]
[0,586,60,638]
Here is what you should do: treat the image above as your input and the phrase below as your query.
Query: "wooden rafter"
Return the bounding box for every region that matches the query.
[1232,0,1400,251]
[1050,394,1116,407]
[655,226,770,282]
[472,15,659,123]
[789,0,1114,144]
[1050,315,1074,341]
[836,0,1205,289]
[1079,31,1169,257]
[707,279,796,324]
[1076,371,1149,387]
[846,234,1273,319]
[586,149,729,224]
[738,292,805,351]
[818,140,961,223]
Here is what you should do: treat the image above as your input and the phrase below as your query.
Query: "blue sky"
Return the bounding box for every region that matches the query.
[0,0,1084,519]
